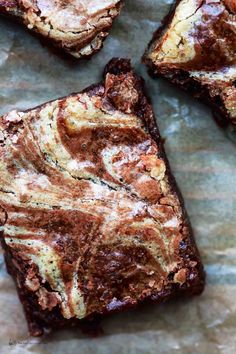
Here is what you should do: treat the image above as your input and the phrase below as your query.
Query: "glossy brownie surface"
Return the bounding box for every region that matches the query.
[0,0,123,58]
[0,59,205,336]
[144,0,236,125]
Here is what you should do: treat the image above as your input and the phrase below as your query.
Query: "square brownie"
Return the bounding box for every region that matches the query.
[144,0,236,126]
[0,0,123,58]
[0,58,205,336]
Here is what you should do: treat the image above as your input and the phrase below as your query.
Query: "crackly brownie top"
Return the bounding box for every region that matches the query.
[0,63,200,320]
[0,0,122,57]
[146,0,236,121]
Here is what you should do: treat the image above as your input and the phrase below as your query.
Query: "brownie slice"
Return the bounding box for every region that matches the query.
[0,0,123,58]
[144,0,236,126]
[0,58,204,336]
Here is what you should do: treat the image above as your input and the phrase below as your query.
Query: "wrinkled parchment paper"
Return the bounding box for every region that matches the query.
[1,1,236,353]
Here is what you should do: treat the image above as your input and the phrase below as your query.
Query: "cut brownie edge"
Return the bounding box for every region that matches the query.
[0,58,205,336]
[144,62,234,127]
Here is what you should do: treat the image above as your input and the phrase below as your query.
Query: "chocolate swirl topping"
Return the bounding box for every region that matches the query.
[0,59,204,333]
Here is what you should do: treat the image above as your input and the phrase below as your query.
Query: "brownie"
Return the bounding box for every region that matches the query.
[0,58,205,336]
[0,0,123,59]
[143,0,236,126]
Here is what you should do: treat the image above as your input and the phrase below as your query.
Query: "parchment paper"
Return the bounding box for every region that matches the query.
[1,1,236,353]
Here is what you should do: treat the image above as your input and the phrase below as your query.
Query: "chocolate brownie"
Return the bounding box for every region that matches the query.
[144,0,236,126]
[0,0,123,58]
[0,58,205,336]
